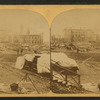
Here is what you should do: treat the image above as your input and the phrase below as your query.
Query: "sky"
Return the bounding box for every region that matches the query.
[51,9,100,36]
[0,9,50,43]
[1,9,100,43]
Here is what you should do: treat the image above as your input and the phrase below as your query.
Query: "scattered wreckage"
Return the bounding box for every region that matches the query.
[15,53,50,74]
[51,52,81,90]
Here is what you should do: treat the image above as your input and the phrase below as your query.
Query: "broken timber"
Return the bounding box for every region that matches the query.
[51,60,80,88]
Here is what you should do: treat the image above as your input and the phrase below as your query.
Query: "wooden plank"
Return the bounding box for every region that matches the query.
[70,75,80,87]
[65,75,67,84]
[51,60,79,76]
[53,70,65,76]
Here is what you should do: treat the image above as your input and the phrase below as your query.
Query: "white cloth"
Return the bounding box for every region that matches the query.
[51,52,78,68]
[15,54,50,73]
[15,56,25,69]
[57,58,78,68]
[37,54,50,73]
[51,52,68,63]
[24,54,35,62]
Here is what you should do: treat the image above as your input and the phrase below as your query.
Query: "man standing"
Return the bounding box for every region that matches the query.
[21,48,23,55]
[17,48,19,56]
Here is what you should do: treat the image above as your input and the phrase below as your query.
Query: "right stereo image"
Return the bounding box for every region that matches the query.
[50,9,100,94]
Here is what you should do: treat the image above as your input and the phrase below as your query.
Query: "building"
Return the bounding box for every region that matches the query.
[9,33,43,46]
[51,35,65,47]
[51,28,98,48]
[64,28,97,43]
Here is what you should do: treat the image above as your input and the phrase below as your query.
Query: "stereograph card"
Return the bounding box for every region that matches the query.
[0,5,99,97]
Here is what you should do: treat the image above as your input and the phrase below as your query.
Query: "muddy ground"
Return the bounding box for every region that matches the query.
[1,48,100,94]
[0,50,50,94]
[51,48,100,93]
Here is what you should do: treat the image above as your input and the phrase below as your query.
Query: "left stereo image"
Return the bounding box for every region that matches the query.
[0,9,50,94]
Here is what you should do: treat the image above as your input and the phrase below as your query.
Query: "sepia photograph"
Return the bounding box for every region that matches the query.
[51,9,100,94]
[0,5,100,97]
[0,9,50,94]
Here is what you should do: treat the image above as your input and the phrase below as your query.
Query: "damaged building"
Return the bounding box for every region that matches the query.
[8,33,43,46]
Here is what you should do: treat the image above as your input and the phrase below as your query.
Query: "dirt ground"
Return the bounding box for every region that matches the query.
[65,51,100,84]
[1,48,100,94]
[51,48,100,93]
[0,50,50,94]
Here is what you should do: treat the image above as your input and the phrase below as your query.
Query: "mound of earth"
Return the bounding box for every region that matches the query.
[0,53,50,94]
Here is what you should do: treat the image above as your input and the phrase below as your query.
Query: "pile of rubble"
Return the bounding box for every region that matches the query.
[0,82,39,94]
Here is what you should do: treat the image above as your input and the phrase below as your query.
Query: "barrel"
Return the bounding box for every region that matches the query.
[10,83,18,91]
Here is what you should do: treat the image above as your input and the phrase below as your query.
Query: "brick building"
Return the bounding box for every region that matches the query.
[9,33,43,46]
[64,28,97,43]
